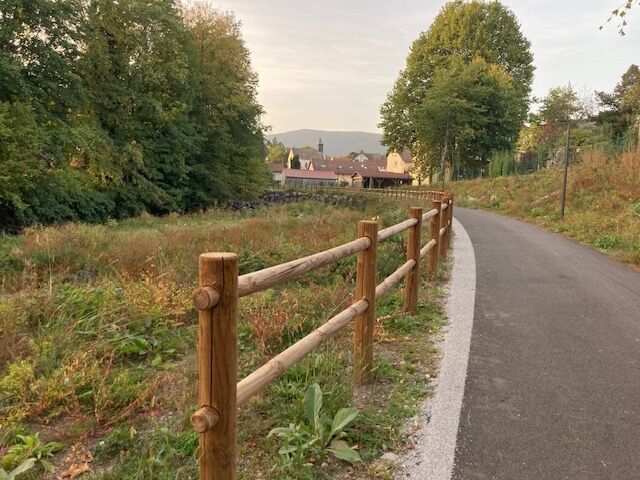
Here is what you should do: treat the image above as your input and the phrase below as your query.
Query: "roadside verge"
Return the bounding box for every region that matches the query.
[397,218,477,480]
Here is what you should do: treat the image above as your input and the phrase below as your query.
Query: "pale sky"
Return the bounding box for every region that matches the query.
[211,0,639,133]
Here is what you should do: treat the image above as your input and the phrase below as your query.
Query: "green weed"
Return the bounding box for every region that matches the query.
[1,432,62,474]
[268,383,361,467]
[594,234,620,250]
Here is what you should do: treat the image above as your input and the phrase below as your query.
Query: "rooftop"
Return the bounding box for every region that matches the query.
[281,169,338,180]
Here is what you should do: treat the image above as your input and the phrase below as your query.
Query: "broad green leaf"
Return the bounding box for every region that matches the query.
[46,442,64,454]
[8,458,37,478]
[304,383,322,432]
[39,459,55,473]
[278,445,297,455]
[268,427,294,438]
[329,407,359,439]
[327,444,362,464]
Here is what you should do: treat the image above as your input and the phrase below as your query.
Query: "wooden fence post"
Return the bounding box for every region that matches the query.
[428,199,441,280]
[354,220,378,385]
[440,196,449,262]
[192,253,239,480]
[405,207,422,313]
[445,195,452,250]
[448,194,454,249]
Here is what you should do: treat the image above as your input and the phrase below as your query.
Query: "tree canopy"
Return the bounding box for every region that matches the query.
[266,138,288,165]
[539,86,579,123]
[415,58,521,184]
[596,64,640,139]
[0,0,267,231]
[379,0,534,181]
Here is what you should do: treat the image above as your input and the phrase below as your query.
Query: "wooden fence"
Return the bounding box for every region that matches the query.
[191,189,454,479]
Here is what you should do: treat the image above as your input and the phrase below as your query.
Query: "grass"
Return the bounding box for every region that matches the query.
[450,149,640,265]
[0,195,449,479]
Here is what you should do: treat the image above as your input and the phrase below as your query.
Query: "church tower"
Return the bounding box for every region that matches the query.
[317,137,323,154]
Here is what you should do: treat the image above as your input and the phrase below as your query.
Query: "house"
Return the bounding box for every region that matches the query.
[287,138,325,169]
[386,149,431,186]
[279,139,417,187]
[280,169,337,187]
[307,149,418,188]
[309,156,388,186]
[351,170,413,188]
[353,151,387,163]
[267,163,284,183]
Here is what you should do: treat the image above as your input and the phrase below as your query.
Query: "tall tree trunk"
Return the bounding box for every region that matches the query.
[440,123,450,189]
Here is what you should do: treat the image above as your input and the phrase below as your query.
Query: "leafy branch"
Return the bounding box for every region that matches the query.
[601,1,639,35]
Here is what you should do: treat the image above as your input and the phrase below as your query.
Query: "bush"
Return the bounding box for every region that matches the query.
[530,207,545,217]
[594,235,620,250]
[490,150,515,177]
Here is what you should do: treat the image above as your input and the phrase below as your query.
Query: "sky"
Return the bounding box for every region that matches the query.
[210,0,639,134]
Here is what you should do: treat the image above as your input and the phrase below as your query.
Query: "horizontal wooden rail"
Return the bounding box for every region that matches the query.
[375,259,416,297]
[236,299,369,406]
[237,237,370,297]
[420,238,437,258]
[422,208,438,222]
[378,217,418,242]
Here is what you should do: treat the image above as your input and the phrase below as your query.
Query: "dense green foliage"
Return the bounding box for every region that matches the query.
[379,0,533,181]
[596,64,640,140]
[539,86,579,123]
[514,67,639,175]
[489,150,516,177]
[0,1,267,231]
[266,138,288,165]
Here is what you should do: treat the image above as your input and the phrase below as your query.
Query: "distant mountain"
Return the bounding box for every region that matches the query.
[267,129,385,157]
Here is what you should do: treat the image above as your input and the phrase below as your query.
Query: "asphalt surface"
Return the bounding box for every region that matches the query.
[451,207,640,480]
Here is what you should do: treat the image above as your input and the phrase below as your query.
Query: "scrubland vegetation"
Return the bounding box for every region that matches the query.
[0,197,448,479]
[452,149,640,265]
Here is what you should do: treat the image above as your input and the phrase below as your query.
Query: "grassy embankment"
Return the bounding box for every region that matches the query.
[450,149,640,265]
[0,196,448,479]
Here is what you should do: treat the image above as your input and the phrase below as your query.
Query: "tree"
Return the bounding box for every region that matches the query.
[0,0,269,231]
[415,58,520,185]
[182,2,267,207]
[0,0,113,228]
[79,0,199,216]
[267,139,288,165]
[539,86,579,123]
[290,154,301,169]
[596,65,640,140]
[379,0,533,177]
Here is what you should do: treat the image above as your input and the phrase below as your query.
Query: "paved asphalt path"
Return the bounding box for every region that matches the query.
[451,207,640,480]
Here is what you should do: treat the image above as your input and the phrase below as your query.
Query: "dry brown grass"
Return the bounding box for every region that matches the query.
[1,196,448,479]
[452,148,640,264]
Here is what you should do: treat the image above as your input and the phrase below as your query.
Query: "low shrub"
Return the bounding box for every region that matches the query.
[594,234,620,250]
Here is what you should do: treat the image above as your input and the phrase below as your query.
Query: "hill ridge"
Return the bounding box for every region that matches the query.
[267,129,384,157]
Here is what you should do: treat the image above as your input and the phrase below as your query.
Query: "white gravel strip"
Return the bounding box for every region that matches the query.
[397,218,477,480]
